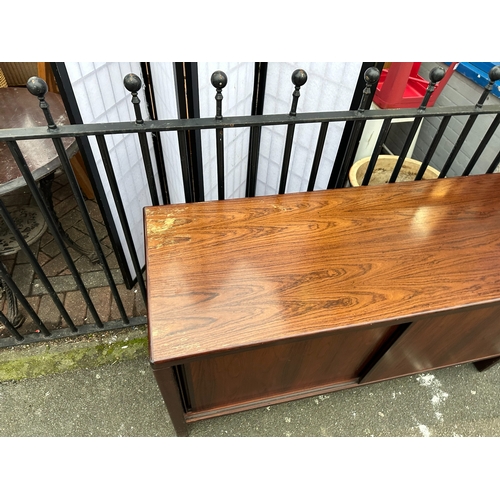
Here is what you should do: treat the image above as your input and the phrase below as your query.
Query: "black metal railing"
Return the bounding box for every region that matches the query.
[0,64,499,347]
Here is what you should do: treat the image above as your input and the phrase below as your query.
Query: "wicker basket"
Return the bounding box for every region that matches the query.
[0,62,38,86]
[0,67,7,88]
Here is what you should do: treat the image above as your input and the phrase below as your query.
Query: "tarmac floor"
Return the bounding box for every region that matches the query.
[1,327,500,437]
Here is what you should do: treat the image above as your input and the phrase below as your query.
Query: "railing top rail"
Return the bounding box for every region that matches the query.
[1,104,500,142]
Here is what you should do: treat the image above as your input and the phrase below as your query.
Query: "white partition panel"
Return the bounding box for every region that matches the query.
[148,63,186,204]
[146,62,361,202]
[65,62,158,278]
[197,63,255,200]
[257,62,362,195]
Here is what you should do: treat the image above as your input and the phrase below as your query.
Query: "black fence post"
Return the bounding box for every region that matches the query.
[246,63,268,197]
[124,73,160,206]
[279,69,307,194]
[334,67,380,189]
[212,71,227,200]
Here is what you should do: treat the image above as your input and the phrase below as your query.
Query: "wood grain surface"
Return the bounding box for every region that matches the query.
[185,323,399,412]
[145,174,500,365]
[361,302,500,384]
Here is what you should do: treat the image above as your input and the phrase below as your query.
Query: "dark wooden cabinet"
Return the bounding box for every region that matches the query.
[145,174,500,436]
[183,323,399,415]
[361,304,500,384]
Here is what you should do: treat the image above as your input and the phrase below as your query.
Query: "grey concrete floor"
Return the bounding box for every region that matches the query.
[1,353,500,437]
[2,348,499,499]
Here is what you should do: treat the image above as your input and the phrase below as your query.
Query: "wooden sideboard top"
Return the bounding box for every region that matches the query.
[145,174,500,365]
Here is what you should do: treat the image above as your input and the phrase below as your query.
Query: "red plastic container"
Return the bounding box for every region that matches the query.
[373,62,456,109]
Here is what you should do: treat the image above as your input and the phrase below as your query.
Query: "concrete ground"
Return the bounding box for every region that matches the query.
[1,325,500,438]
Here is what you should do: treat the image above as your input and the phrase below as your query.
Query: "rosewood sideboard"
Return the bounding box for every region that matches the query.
[145,174,500,436]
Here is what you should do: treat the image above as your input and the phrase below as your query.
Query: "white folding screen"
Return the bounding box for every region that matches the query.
[148,63,186,204]
[148,62,256,202]
[65,62,158,278]
[197,62,255,200]
[256,62,363,195]
[136,62,362,204]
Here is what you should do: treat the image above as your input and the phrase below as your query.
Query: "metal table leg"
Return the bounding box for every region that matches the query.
[39,173,99,264]
[0,277,24,328]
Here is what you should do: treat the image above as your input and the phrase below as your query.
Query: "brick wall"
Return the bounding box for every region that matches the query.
[384,62,500,176]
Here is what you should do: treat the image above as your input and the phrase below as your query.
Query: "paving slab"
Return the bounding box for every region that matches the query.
[1,325,500,438]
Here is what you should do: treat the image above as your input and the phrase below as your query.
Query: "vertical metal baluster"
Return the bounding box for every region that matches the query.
[123,74,160,206]
[173,63,205,203]
[7,139,103,328]
[26,77,94,260]
[0,198,77,331]
[95,135,148,305]
[439,65,500,178]
[388,67,446,183]
[176,130,195,203]
[0,261,51,336]
[333,67,380,188]
[211,71,227,200]
[246,62,268,198]
[279,69,307,194]
[246,126,261,197]
[415,115,452,180]
[27,77,129,325]
[0,311,24,342]
[141,63,171,204]
[216,125,225,200]
[461,114,500,176]
[0,275,23,328]
[308,122,329,191]
[360,118,392,186]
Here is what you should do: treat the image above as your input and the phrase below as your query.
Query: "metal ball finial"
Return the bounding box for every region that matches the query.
[489,65,500,82]
[291,69,307,87]
[211,71,228,89]
[123,73,142,93]
[429,66,446,84]
[364,67,380,85]
[26,76,48,98]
